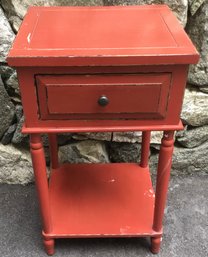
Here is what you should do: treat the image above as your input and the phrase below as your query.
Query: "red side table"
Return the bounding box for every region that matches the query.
[7,5,199,255]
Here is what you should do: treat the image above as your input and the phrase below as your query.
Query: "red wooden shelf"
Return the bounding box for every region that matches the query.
[47,163,160,238]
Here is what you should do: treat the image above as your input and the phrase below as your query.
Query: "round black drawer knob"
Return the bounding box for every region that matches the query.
[98,95,109,107]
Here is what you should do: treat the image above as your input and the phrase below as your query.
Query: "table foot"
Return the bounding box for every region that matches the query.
[150,236,162,254]
[43,238,55,256]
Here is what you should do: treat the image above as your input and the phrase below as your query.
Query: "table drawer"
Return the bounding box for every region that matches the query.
[36,74,171,120]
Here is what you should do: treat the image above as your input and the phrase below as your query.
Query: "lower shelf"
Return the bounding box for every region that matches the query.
[48,163,157,238]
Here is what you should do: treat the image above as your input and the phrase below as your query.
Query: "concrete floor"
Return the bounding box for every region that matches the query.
[0,174,208,257]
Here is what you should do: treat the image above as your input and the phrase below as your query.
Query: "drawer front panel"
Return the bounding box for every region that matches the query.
[36,74,171,120]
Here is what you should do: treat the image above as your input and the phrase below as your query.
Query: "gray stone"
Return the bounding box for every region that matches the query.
[0,65,14,81]
[57,0,103,5]
[0,67,21,103]
[176,125,208,148]
[0,76,15,139]
[0,143,33,184]
[199,87,208,94]
[15,105,23,122]
[1,124,17,145]
[112,131,163,144]
[1,0,104,20]
[172,141,208,174]
[41,133,72,147]
[103,0,188,26]
[43,146,50,166]
[5,70,20,96]
[189,0,206,16]
[109,142,141,162]
[12,116,29,145]
[0,7,15,63]
[186,2,208,87]
[150,141,208,175]
[8,16,22,33]
[0,68,21,104]
[150,144,160,151]
[57,134,72,146]
[10,95,22,104]
[181,86,208,126]
[103,0,155,6]
[10,105,26,145]
[72,132,112,141]
[41,134,49,147]
[9,123,71,146]
[112,131,142,143]
[59,140,110,163]
[150,131,164,144]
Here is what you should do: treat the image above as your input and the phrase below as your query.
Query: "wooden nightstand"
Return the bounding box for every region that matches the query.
[7,5,199,255]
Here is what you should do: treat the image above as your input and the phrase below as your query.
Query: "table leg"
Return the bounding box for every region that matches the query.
[48,133,59,169]
[151,131,174,254]
[140,131,151,168]
[30,134,54,255]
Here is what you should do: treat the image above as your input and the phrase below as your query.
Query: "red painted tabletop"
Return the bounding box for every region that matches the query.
[7,5,199,66]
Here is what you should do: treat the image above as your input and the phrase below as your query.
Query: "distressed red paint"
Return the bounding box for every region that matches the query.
[7,5,199,255]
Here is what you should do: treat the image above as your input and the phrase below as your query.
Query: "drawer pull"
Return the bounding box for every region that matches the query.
[98,95,109,107]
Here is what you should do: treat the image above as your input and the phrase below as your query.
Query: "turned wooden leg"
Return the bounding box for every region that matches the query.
[43,237,55,256]
[30,134,54,254]
[151,131,175,254]
[48,133,59,169]
[151,237,162,254]
[140,131,151,168]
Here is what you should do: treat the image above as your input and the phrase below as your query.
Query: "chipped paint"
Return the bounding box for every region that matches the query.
[120,226,131,234]
[144,188,155,198]
[27,33,31,43]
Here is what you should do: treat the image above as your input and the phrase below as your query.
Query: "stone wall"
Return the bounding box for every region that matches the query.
[0,0,207,184]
